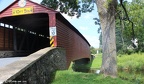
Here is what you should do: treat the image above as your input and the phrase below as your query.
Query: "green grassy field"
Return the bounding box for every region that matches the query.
[91,54,102,69]
[51,53,144,84]
[117,53,144,83]
[52,70,133,84]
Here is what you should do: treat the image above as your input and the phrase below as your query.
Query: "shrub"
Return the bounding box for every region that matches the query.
[72,63,90,72]
[72,58,94,73]
[118,53,144,83]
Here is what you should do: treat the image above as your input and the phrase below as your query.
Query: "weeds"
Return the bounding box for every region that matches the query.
[118,53,144,72]
[118,53,144,83]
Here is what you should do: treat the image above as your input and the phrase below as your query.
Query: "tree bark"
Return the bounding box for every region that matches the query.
[95,0,117,77]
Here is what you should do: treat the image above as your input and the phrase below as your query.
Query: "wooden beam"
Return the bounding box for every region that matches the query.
[8,26,10,49]
[26,31,30,51]
[13,27,17,51]
[3,24,5,50]
[19,30,27,50]
[30,34,37,51]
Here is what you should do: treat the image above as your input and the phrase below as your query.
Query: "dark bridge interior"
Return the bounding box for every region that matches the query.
[0,13,50,56]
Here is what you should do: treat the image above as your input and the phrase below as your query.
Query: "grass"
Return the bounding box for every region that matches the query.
[52,70,134,84]
[118,53,144,72]
[117,53,144,83]
[91,54,102,69]
[51,53,138,84]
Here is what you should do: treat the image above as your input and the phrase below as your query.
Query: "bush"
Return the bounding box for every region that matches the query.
[118,53,144,72]
[72,63,90,72]
[72,58,93,73]
[118,53,144,83]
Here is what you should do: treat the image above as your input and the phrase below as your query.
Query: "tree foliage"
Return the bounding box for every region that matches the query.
[41,0,95,17]
[116,0,144,53]
[128,0,144,52]
[90,46,97,54]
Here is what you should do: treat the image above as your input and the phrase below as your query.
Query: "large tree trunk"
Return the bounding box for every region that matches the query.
[95,0,117,77]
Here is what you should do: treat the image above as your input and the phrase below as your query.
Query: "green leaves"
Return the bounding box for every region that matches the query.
[41,0,94,17]
[41,0,59,10]
[90,46,97,54]
[116,0,144,53]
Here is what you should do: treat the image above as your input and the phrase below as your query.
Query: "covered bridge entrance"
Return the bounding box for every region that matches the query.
[0,0,57,57]
[0,0,91,67]
[0,13,50,56]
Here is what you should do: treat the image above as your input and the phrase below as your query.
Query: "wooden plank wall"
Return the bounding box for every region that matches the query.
[56,19,91,67]
[0,27,13,50]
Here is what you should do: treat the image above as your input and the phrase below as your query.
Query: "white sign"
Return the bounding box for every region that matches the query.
[50,27,57,36]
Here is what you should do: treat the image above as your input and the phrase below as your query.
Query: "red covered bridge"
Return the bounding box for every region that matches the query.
[0,0,91,68]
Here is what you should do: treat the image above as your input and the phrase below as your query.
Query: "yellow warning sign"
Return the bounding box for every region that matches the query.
[50,36,54,47]
[12,7,33,16]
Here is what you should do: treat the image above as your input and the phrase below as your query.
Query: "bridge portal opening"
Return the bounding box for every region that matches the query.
[0,13,50,57]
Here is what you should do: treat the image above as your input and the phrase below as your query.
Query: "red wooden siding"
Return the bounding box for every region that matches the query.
[56,19,90,67]
[0,27,13,50]
[0,27,4,50]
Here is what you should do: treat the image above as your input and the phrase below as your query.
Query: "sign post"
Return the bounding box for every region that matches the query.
[49,27,57,47]
[48,14,57,47]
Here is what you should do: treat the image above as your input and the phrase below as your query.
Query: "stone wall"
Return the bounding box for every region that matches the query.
[0,51,30,58]
[0,51,15,58]
[0,47,66,84]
